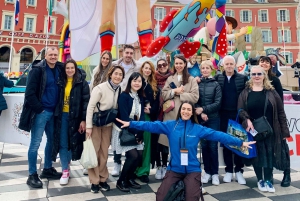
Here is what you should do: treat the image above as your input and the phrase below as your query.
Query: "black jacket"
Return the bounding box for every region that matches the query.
[115,92,145,139]
[0,74,14,111]
[215,71,248,96]
[18,60,64,132]
[143,79,160,121]
[52,69,90,161]
[269,75,283,101]
[196,77,222,120]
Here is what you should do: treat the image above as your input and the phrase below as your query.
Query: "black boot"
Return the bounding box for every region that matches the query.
[281,169,291,187]
[27,173,43,188]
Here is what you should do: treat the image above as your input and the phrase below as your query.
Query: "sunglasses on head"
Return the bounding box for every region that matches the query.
[157,63,167,68]
[251,73,263,77]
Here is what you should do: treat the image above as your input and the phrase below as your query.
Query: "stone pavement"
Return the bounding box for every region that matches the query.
[0,142,299,201]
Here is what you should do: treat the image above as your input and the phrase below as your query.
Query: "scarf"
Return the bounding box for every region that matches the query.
[108,79,120,91]
[130,91,140,118]
[155,71,172,90]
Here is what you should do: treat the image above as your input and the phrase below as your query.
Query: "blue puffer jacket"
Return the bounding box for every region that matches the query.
[130,119,243,174]
[0,73,14,111]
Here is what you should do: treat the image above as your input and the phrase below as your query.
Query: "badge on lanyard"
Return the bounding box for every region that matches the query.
[180,148,188,166]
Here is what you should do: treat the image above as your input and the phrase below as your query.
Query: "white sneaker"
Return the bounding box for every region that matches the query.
[60,170,70,185]
[162,166,167,178]
[265,180,275,193]
[235,172,246,185]
[257,180,268,192]
[201,173,211,183]
[223,172,233,183]
[155,166,163,180]
[212,174,220,185]
[111,163,121,177]
[202,187,207,194]
[83,168,88,175]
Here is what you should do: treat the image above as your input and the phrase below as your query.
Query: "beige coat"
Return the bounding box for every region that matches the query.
[159,74,199,146]
[86,81,120,128]
[112,58,142,90]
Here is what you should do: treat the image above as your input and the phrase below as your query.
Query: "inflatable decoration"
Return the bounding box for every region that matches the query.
[146,0,214,58]
[211,0,227,68]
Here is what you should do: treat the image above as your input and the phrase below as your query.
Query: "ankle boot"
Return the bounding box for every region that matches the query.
[137,20,153,57]
[99,21,115,52]
[281,169,291,187]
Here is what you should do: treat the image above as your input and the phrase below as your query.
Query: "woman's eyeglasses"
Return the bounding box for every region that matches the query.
[157,63,167,68]
[251,73,263,77]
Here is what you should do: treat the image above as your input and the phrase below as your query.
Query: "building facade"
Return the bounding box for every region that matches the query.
[0,0,65,73]
[152,0,299,65]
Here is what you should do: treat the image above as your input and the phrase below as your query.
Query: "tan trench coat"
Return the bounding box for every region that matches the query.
[159,74,199,146]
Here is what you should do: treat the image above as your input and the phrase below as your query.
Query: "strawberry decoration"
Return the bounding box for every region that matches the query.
[160,9,178,32]
[146,36,170,57]
[178,40,201,58]
[216,26,227,58]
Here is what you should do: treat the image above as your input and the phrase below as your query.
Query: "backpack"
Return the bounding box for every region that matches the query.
[163,180,185,201]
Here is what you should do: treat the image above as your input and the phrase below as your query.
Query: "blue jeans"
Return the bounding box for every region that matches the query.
[201,117,220,175]
[59,112,72,171]
[28,110,54,175]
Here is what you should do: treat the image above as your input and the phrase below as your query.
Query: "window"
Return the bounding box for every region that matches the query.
[226,0,232,3]
[261,30,272,43]
[258,10,268,22]
[44,16,57,34]
[226,10,235,17]
[277,9,290,22]
[297,29,300,42]
[154,7,166,21]
[28,0,35,5]
[171,8,179,11]
[5,0,14,2]
[49,20,55,34]
[278,29,291,43]
[257,0,267,2]
[282,52,293,64]
[4,15,12,30]
[26,18,34,32]
[240,10,252,22]
[245,34,251,43]
[210,9,216,17]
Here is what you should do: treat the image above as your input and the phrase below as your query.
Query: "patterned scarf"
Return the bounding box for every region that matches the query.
[155,71,172,90]
[108,79,120,91]
[130,91,140,118]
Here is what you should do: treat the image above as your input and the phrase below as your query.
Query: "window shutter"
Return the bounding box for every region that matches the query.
[163,8,166,19]
[278,30,282,42]
[232,10,235,17]
[154,8,157,20]
[268,30,272,42]
[240,10,243,22]
[298,30,300,42]
[277,10,280,21]
[249,10,252,22]
[290,52,293,63]
[287,30,291,42]
[258,10,262,22]
[287,10,290,21]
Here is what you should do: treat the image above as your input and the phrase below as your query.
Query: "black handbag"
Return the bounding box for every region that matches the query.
[252,92,273,141]
[119,128,138,146]
[163,180,185,201]
[92,102,118,127]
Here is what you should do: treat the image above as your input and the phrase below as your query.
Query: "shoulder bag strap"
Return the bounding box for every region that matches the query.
[96,102,101,112]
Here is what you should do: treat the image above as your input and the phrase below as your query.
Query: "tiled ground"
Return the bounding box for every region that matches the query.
[0,142,299,201]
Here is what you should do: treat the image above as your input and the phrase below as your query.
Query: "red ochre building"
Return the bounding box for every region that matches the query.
[0,0,65,73]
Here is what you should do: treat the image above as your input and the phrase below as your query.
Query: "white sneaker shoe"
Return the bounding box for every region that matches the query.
[155,166,163,180]
[60,170,70,185]
[212,174,220,185]
[202,187,207,194]
[265,180,275,193]
[83,168,88,175]
[235,172,246,185]
[257,180,268,192]
[223,172,233,183]
[201,173,211,183]
[162,166,167,178]
[111,163,121,177]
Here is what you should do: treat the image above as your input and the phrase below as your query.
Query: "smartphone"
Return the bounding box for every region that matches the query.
[249,128,258,136]
[169,82,177,89]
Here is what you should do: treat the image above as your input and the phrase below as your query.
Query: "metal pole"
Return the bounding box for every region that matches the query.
[8,0,17,78]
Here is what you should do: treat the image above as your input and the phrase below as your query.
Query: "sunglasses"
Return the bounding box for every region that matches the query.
[251,73,263,77]
[157,63,167,68]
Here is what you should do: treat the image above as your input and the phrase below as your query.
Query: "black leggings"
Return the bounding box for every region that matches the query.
[254,166,273,181]
[156,152,168,167]
[119,149,143,181]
